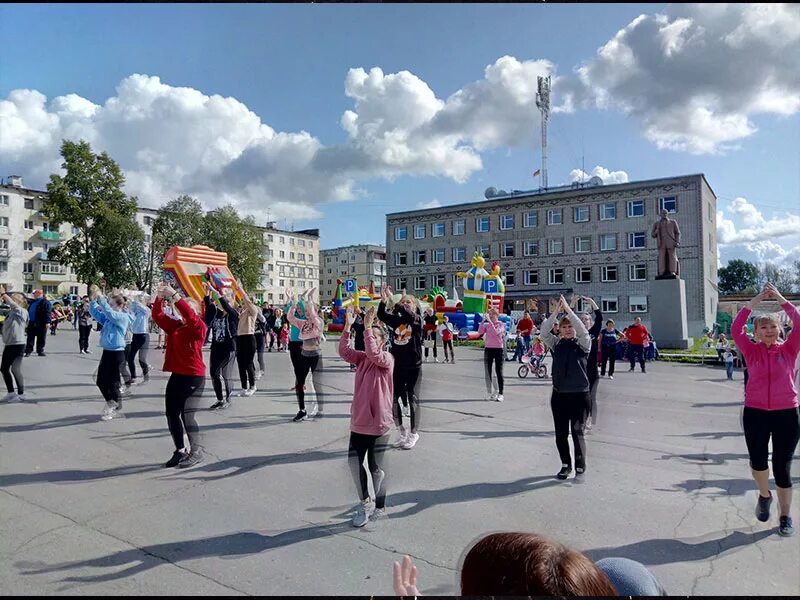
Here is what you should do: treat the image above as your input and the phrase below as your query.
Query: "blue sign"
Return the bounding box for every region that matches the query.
[345,279,356,293]
[485,279,498,294]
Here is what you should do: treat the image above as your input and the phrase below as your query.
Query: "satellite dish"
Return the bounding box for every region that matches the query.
[588,176,603,186]
[484,187,498,199]
[497,189,508,196]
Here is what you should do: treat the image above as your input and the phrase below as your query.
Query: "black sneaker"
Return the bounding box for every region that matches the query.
[209,401,224,410]
[165,450,187,468]
[178,451,203,469]
[38,352,47,357]
[556,465,572,480]
[756,493,772,522]
[293,410,307,422]
[778,516,794,537]
[219,399,231,410]
[24,353,31,358]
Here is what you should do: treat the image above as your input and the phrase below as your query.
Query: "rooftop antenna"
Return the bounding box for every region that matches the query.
[535,75,551,190]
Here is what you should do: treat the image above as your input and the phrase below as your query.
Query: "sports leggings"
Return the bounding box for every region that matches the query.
[442,339,454,361]
[484,347,504,394]
[78,324,92,352]
[600,345,617,377]
[97,349,125,409]
[423,331,438,359]
[210,342,236,402]
[1,344,25,394]
[127,333,150,379]
[349,431,390,509]
[254,333,266,373]
[165,374,205,452]
[743,406,800,488]
[295,353,321,411]
[551,390,589,470]
[393,365,421,433]
[236,334,257,390]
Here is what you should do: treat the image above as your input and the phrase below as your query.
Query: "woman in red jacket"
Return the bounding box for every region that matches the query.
[151,283,209,469]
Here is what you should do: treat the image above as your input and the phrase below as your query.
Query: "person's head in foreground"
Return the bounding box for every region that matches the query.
[559,316,575,340]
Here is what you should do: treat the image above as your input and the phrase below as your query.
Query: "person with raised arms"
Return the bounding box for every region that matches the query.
[0,285,28,403]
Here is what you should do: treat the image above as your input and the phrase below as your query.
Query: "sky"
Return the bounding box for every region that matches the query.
[1,3,799,267]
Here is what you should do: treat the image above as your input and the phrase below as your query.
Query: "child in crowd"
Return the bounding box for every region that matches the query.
[439,315,456,363]
[723,347,735,380]
[279,321,290,351]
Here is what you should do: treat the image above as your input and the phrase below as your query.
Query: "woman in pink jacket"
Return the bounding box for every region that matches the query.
[478,308,508,402]
[338,305,395,528]
[731,283,800,537]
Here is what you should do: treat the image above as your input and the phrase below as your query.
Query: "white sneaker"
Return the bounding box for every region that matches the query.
[352,498,375,527]
[393,430,408,448]
[609,375,614,380]
[485,392,496,401]
[3,392,18,402]
[401,432,419,450]
[371,507,387,521]
[244,386,256,397]
[496,394,504,402]
[13,393,25,403]
[101,406,117,421]
[308,403,319,418]
[434,358,440,363]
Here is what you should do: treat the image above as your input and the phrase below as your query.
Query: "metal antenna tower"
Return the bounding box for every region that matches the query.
[535,75,551,190]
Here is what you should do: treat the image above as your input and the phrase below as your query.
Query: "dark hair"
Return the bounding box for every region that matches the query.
[606,319,615,326]
[460,532,617,596]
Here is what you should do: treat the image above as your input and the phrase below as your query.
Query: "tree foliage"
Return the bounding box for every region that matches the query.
[151,195,205,261]
[202,205,264,292]
[717,259,759,295]
[758,261,796,294]
[43,140,141,287]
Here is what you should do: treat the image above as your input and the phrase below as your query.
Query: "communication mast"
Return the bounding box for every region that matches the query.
[535,75,551,190]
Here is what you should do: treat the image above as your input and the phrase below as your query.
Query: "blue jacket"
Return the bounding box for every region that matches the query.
[284,298,306,343]
[89,298,134,351]
[28,297,53,324]
[130,301,151,335]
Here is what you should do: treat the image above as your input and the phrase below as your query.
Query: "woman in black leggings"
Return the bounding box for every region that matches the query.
[152,283,208,469]
[286,288,325,421]
[253,305,267,379]
[203,284,239,410]
[234,283,259,396]
[0,287,27,402]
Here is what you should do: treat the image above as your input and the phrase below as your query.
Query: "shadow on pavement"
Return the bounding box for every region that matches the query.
[691,401,744,408]
[1,464,159,486]
[656,452,750,466]
[670,431,742,440]
[655,478,757,498]
[0,411,164,433]
[429,430,554,439]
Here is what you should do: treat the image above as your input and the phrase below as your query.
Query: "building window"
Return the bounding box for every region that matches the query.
[24,198,35,209]
[308,242,313,249]
[395,252,407,266]
[414,276,426,290]
[0,261,6,272]
[24,220,34,230]
[575,267,592,283]
[414,224,426,239]
[548,268,564,285]
[476,217,490,233]
[23,262,33,273]
[290,252,295,260]
[476,244,490,257]
[433,274,446,287]
[24,241,33,251]
[524,270,539,285]
[630,295,648,313]
[500,214,514,230]
[268,234,274,242]
[601,265,618,282]
[70,286,79,295]
[433,223,445,237]
[524,241,538,256]
[453,247,466,262]
[432,248,445,263]
[413,250,427,265]
[505,271,516,286]
[628,232,646,249]
[0,195,8,206]
[627,199,645,218]
[279,250,285,259]
[396,277,407,290]
[279,279,285,287]
[629,263,647,281]
[574,236,590,253]
[547,209,562,225]
[573,206,589,223]
[280,236,285,244]
[659,196,677,213]
[453,220,465,236]
[600,234,617,252]
[299,239,305,247]
[523,211,538,228]
[43,285,58,295]
[299,253,305,262]
[547,239,563,255]
[395,226,407,241]
[602,297,619,313]
[501,242,515,258]
[599,203,616,220]
[290,238,295,246]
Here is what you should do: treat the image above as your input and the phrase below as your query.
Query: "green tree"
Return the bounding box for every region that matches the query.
[152,195,205,259]
[202,205,263,291]
[717,259,759,295]
[43,140,139,287]
[758,261,795,294]
[95,214,149,290]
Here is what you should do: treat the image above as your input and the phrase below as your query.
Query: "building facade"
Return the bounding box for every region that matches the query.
[319,244,387,303]
[0,178,86,298]
[386,174,718,337]
[255,223,320,305]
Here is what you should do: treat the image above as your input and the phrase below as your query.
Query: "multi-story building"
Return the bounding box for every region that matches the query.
[386,173,718,336]
[255,223,320,305]
[0,177,86,298]
[319,244,387,302]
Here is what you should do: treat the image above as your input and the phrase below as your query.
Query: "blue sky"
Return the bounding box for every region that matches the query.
[1,3,799,266]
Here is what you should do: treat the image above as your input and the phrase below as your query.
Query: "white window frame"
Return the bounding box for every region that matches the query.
[433,274,446,288]
[659,196,677,214]
[573,206,590,223]
[501,242,515,258]
[628,232,646,249]
[432,222,445,237]
[414,276,426,290]
[602,297,619,313]
[574,236,590,253]
[601,265,618,282]
[548,268,564,285]
[0,216,8,226]
[453,220,465,236]
[523,211,538,228]
[453,247,466,262]
[24,220,34,230]
[547,239,563,255]
[413,250,427,265]
[575,266,592,283]
[630,295,648,313]
[523,240,538,256]
[629,263,647,281]
[627,199,645,218]
[396,277,407,290]
[395,252,407,266]
[414,224,426,239]
[505,271,516,286]
[432,248,445,263]
[0,195,8,206]
[500,214,514,230]
[600,234,617,252]
[476,217,490,233]
[395,226,407,241]
[547,209,562,225]
[476,244,490,257]
[600,203,616,220]
[524,270,538,285]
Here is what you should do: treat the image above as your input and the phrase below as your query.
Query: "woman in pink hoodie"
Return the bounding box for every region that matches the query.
[731,282,800,537]
[338,305,395,528]
[478,308,508,402]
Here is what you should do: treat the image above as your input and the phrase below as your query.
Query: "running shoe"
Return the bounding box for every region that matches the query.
[496,394,504,402]
[219,399,231,410]
[756,493,773,522]
[401,432,419,450]
[778,516,795,537]
[143,371,151,383]
[434,358,440,363]
[178,451,203,469]
[393,430,408,448]
[85,349,93,354]
[609,375,614,380]
[165,450,187,468]
[628,368,635,372]
[485,392,496,401]
[244,386,257,397]
[2,392,18,403]
[292,410,307,422]
[38,352,46,357]
[209,401,224,410]
[401,403,410,418]
[352,498,375,527]
[15,394,26,402]
[372,468,385,496]
[556,465,572,480]
[308,403,319,418]
[371,507,387,521]
[101,406,117,421]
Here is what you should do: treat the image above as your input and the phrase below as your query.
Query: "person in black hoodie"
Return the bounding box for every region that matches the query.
[203,283,240,410]
[575,296,602,431]
[377,284,423,450]
[540,295,592,481]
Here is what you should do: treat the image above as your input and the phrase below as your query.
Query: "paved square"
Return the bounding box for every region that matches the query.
[1,331,798,595]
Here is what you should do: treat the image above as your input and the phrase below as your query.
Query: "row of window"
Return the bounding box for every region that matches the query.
[394,232,651,265]
[396,197,677,240]
[0,195,42,210]
[0,261,68,274]
[265,234,313,248]
[267,249,313,263]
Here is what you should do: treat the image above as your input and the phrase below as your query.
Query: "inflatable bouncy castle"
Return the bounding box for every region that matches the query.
[163,245,243,303]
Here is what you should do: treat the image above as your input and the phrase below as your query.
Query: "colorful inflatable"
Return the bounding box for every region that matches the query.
[163,245,243,303]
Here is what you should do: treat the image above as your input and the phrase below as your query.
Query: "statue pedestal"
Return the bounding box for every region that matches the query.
[650,278,693,349]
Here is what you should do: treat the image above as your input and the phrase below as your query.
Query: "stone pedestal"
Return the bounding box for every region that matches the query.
[650,278,693,349]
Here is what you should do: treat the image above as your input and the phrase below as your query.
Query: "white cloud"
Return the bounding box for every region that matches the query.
[562,4,800,154]
[416,198,441,210]
[568,165,629,185]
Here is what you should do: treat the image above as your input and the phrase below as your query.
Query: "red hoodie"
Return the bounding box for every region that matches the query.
[152,296,207,377]
[625,323,649,346]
